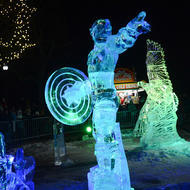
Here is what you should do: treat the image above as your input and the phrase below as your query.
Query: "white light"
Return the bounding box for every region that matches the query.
[9,155,14,163]
[3,65,8,70]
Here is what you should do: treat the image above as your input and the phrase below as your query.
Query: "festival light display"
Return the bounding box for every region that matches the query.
[0,0,37,68]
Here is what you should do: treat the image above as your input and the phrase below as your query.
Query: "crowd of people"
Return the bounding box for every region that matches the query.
[0,97,45,122]
[0,92,189,124]
[117,92,146,112]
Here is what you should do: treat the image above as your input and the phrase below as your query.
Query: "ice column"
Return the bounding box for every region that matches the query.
[53,119,66,166]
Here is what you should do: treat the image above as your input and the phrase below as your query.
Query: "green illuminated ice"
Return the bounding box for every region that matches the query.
[87,12,150,190]
[134,40,188,150]
[45,11,150,190]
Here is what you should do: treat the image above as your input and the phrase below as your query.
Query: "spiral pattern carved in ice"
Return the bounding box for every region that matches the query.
[45,67,92,125]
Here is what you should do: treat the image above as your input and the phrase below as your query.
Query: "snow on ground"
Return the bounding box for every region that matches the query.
[7,129,190,190]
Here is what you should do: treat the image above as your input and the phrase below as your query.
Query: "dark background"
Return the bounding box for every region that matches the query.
[0,0,189,107]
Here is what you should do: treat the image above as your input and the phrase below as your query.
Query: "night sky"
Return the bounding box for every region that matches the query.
[0,0,189,104]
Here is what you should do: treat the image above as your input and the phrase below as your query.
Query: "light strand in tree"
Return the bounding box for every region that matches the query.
[0,0,37,68]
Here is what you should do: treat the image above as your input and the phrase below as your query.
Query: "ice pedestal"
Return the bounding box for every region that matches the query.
[88,123,131,190]
[53,121,66,166]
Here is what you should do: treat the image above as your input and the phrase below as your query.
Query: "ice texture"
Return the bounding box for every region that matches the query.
[53,120,66,166]
[13,148,35,189]
[133,40,188,149]
[44,11,150,190]
[63,80,92,107]
[45,67,92,126]
[87,11,150,190]
[0,132,35,190]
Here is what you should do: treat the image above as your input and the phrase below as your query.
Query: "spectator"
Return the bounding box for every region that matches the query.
[0,103,3,113]
[10,106,17,133]
[1,109,11,121]
[127,101,137,112]
[10,106,17,121]
[34,110,40,117]
[17,108,23,120]
[0,109,12,145]
[1,98,8,110]
[25,106,32,118]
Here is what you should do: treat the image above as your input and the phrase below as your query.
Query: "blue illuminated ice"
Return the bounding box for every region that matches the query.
[87,11,150,190]
[0,132,35,190]
[44,11,150,190]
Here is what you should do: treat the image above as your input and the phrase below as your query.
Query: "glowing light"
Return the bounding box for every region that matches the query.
[86,126,92,133]
[8,155,14,163]
[0,0,37,68]
[45,67,92,126]
[2,65,8,70]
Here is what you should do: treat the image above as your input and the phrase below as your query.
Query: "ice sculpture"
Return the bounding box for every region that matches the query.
[13,148,36,190]
[0,132,35,189]
[63,80,91,107]
[44,11,150,190]
[53,119,66,166]
[0,132,7,189]
[133,93,150,137]
[134,40,183,148]
[45,67,92,126]
[87,12,150,190]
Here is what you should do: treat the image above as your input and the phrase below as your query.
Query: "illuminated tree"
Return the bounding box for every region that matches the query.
[0,0,37,68]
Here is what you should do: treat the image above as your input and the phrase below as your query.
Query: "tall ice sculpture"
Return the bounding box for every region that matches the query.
[87,12,150,190]
[0,132,35,189]
[134,40,187,149]
[45,11,150,190]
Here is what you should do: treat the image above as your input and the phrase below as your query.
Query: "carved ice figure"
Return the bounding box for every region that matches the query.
[13,148,35,190]
[0,132,8,189]
[133,89,150,137]
[0,132,35,190]
[53,119,66,166]
[63,80,91,107]
[44,11,150,190]
[87,12,150,190]
[0,132,15,190]
[134,40,184,148]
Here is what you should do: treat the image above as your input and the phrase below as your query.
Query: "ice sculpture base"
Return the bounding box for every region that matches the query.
[88,166,134,190]
[88,166,120,190]
[142,137,190,153]
[87,123,133,190]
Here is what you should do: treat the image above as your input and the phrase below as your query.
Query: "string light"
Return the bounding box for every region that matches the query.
[0,0,37,68]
